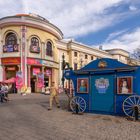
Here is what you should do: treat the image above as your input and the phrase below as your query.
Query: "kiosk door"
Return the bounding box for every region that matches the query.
[91,75,114,113]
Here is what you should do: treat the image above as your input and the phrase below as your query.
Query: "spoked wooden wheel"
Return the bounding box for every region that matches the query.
[123,95,140,118]
[70,96,86,113]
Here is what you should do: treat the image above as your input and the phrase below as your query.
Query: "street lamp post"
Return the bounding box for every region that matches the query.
[61,53,72,111]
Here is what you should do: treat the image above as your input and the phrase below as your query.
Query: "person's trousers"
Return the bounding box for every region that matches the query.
[49,94,60,109]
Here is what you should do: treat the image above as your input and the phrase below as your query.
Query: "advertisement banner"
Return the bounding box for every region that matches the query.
[16,71,23,89]
[46,69,52,76]
[3,44,19,52]
[33,68,41,75]
[27,58,42,65]
[37,73,44,88]
[1,57,21,64]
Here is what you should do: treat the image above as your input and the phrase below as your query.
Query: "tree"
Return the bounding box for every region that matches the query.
[131,47,140,60]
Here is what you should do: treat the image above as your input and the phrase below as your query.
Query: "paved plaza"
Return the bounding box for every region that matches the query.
[0,93,139,140]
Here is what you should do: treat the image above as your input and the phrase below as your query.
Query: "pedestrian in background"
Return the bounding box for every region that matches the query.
[48,82,60,110]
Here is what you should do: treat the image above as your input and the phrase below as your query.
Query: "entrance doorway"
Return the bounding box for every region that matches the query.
[5,66,18,79]
[44,77,49,87]
[31,78,36,93]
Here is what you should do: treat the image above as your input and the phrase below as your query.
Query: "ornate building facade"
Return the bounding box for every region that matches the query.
[0,14,139,92]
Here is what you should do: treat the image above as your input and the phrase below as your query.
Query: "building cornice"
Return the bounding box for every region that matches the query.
[0,16,63,40]
[69,41,112,58]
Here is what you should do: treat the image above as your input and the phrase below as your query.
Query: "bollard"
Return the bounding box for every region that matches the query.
[75,104,79,114]
[134,106,139,121]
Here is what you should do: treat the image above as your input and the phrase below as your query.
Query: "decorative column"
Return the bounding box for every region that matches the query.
[2,66,6,81]
[18,65,21,71]
[21,26,27,86]
[42,66,45,93]
[27,65,31,87]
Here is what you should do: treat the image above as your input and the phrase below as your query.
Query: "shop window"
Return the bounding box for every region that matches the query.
[46,41,53,56]
[74,52,77,57]
[30,37,40,53]
[3,32,19,53]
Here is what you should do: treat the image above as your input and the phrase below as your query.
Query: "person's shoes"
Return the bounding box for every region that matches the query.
[48,107,52,110]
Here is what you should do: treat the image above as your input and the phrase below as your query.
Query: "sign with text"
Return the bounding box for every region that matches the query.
[27,58,42,65]
[1,57,21,64]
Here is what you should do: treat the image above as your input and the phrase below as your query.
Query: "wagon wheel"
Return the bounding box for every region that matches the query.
[123,95,140,118]
[70,96,86,113]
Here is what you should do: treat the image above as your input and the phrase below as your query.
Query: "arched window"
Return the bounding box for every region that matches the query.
[30,37,40,53]
[46,41,53,56]
[3,32,18,52]
[5,33,17,45]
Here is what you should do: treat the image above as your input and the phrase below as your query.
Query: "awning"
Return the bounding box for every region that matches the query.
[3,77,16,83]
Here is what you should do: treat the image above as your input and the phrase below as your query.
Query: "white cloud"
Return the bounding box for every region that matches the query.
[11,0,123,37]
[101,28,140,52]
[0,0,139,38]
[129,5,137,11]
[105,29,129,42]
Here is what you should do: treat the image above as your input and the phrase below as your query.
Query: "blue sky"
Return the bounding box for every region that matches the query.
[0,0,140,52]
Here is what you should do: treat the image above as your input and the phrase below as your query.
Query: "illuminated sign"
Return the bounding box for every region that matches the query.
[27,58,42,65]
[6,67,16,71]
[1,58,21,64]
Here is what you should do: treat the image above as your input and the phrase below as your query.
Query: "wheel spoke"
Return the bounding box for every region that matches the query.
[124,108,132,111]
[79,99,83,104]
[127,110,133,115]
[79,106,84,112]
[137,98,140,105]
[125,100,133,106]
[79,104,85,108]
[128,97,134,105]
[134,96,136,104]
[124,104,132,108]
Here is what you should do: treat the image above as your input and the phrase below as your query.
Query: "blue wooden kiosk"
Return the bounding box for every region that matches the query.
[64,58,140,116]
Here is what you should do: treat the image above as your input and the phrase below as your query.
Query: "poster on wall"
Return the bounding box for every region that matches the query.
[46,69,52,76]
[33,68,41,75]
[16,71,23,89]
[3,44,19,52]
[30,45,40,53]
[95,78,109,94]
[37,73,44,88]
[117,77,133,94]
[77,78,88,93]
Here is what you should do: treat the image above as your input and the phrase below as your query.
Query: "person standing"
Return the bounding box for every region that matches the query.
[48,82,60,110]
[0,83,9,102]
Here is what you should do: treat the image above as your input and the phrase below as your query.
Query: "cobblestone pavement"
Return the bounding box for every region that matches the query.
[0,93,139,140]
